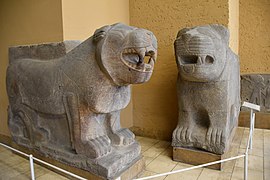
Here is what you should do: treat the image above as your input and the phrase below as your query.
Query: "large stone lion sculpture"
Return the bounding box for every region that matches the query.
[172,24,240,154]
[6,23,157,178]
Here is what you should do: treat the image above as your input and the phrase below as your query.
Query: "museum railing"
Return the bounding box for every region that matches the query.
[135,101,260,180]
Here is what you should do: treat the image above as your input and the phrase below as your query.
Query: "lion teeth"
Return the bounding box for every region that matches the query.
[144,64,152,71]
[123,48,137,54]
[125,60,152,72]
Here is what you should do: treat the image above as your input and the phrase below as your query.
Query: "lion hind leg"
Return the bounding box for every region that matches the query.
[8,105,35,148]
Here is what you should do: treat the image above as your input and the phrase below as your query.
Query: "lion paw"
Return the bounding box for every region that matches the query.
[206,127,226,149]
[172,125,192,144]
[80,135,112,158]
[110,128,135,146]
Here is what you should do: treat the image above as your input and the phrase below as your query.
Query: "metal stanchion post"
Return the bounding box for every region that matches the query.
[244,152,248,180]
[249,109,253,150]
[29,154,35,180]
[252,113,255,133]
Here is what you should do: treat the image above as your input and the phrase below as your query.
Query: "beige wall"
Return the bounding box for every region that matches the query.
[130,0,239,140]
[229,0,239,54]
[239,0,270,73]
[61,0,129,40]
[61,0,132,128]
[0,0,63,136]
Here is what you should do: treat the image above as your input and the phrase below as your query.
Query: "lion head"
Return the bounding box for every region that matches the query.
[174,24,229,82]
[94,23,157,86]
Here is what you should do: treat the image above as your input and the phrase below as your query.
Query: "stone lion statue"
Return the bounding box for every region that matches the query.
[6,23,157,178]
[172,24,240,154]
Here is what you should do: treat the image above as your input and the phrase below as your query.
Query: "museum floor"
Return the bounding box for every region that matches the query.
[0,127,269,180]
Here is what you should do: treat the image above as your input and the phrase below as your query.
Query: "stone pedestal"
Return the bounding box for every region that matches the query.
[173,147,225,170]
[43,155,145,180]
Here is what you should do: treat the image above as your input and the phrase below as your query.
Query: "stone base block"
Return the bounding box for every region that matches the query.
[42,156,145,180]
[173,147,226,170]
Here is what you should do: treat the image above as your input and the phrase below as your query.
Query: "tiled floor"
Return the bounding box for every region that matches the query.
[137,127,270,180]
[0,148,68,180]
[0,127,269,180]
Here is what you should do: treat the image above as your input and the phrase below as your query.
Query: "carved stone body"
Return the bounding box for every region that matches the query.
[172,25,240,154]
[6,23,157,178]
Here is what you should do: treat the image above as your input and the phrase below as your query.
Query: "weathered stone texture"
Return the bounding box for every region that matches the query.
[6,23,157,179]
[241,74,270,113]
[172,25,240,155]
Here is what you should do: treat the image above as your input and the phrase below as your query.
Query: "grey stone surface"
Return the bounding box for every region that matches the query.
[172,24,241,155]
[6,23,157,179]
[241,74,270,113]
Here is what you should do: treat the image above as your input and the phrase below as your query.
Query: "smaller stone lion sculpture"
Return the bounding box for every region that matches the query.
[172,24,240,154]
[6,23,157,178]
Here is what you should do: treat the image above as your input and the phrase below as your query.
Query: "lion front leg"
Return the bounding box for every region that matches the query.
[107,111,135,146]
[75,115,113,158]
[206,111,228,154]
[172,110,195,146]
[63,93,111,158]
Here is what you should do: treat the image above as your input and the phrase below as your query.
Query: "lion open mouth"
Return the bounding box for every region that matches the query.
[121,47,156,72]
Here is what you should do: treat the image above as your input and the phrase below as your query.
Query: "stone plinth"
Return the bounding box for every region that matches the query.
[173,147,225,170]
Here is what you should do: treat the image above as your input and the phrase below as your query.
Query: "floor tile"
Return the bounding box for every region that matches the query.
[264,130,270,155]
[0,151,27,171]
[197,168,231,180]
[143,140,170,160]
[238,147,263,157]
[138,137,159,153]
[146,154,177,174]
[164,162,202,180]
[264,156,270,170]
[161,146,173,157]
[235,154,263,171]
[143,156,155,166]
[231,166,263,180]
[36,171,68,180]
[265,168,270,180]
[138,170,166,180]
[0,146,7,152]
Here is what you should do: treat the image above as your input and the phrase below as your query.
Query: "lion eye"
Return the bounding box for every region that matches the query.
[180,55,198,64]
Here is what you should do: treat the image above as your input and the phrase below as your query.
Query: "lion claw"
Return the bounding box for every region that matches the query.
[173,125,192,144]
[110,128,135,146]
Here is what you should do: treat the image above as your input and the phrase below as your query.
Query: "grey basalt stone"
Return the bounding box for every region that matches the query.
[241,74,270,113]
[6,23,157,179]
[172,25,241,155]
